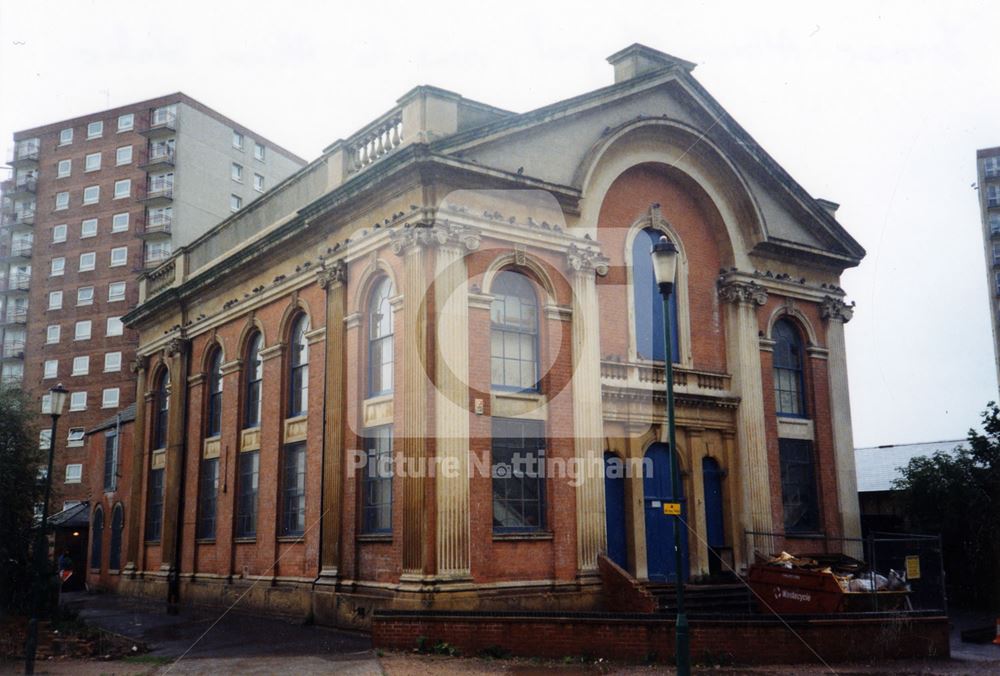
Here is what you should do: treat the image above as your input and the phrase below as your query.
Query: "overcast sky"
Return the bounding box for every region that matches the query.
[1,1,997,447]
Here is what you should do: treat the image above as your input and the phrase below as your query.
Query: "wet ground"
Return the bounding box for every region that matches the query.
[1,593,996,674]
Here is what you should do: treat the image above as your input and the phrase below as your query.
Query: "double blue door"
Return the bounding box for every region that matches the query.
[643,443,688,582]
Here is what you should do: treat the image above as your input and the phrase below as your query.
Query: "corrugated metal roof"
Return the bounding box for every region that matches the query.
[854,439,964,493]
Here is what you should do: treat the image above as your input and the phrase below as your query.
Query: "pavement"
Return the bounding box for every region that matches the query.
[2,593,997,675]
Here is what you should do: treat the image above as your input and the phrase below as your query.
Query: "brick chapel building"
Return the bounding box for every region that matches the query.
[83,45,865,626]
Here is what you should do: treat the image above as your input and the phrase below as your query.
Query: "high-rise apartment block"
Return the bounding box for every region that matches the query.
[977,146,1000,393]
[0,94,305,507]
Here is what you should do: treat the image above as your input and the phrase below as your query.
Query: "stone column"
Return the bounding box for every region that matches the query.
[390,225,432,578]
[160,338,189,602]
[124,355,148,575]
[566,245,610,576]
[432,225,479,579]
[821,296,862,553]
[717,279,772,559]
[317,260,348,580]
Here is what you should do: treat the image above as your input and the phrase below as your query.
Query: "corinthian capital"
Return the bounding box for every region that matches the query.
[316,259,348,289]
[389,222,481,256]
[820,295,855,323]
[129,355,149,374]
[165,337,190,358]
[717,279,767,306]
[565,244,610,277]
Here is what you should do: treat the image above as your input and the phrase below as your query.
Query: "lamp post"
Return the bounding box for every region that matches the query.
[24,383,68,675]
[650,236,689,676]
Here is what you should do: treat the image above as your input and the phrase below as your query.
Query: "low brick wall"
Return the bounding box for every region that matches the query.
[372,610,950,665]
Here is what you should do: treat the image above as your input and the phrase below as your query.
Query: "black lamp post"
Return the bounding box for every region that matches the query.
[24,383,68,675]
[650,235,689,676]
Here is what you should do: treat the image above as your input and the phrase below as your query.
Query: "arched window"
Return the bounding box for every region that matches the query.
[288,315,310,417]
[91,506,104,570]
[244,332,263,429]
[152,369,169,450]
[368,278,393,397]
[773,319,806,417]
[490,270,539,391]
[205,347,223,437]
[632,227,679,362]
[108,504,124,571]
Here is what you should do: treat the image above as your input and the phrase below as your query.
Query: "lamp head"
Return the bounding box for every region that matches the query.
[49,383,68,418]
[650,235,679,295]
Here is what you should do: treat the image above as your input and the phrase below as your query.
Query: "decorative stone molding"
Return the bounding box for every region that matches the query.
[565,243,610,277]
[316,259,348,289]
[129,355,148,374]
[717,279,767,306]
[820,295,855,323]
[220,359,243,376]
[165,337,190,358]
[389,222,481,255]
[259,343,285,361]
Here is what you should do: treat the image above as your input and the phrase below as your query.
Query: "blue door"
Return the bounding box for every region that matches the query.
[604,452,627,569]
[643,443,688,582]
[702,457,725,574]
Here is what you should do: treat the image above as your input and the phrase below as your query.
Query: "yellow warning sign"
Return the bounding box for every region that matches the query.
[663,502,681,515]
[905,555,921,580]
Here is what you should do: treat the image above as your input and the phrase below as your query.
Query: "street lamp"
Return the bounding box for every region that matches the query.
[24,383,68,675]
[650,235,689,676]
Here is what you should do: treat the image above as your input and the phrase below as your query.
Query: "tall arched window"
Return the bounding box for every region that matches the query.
[152,369,169,450]
[243,332,263,429]
[108,503,124,571]
[288,315,310,417]
[90,506,104,570]
[206,347,223,437]
[632,227,679,363]
[368,278,394,397]
[773,319,806,417]
[490,269,539,391]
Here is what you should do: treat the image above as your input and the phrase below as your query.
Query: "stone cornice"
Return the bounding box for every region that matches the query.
[820,295,855,323]
[717,278,767,306]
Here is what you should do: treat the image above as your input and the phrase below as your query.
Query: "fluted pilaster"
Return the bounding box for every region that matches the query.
[718,278,772,553]
[160,338,190,575]
[124,355,148,575]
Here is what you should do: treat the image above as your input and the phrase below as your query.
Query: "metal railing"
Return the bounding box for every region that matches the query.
[2,308,28,324]
[143,178,174,200]
[140,145,176,167]
[1,340,26,358]
[2,210,35,227]
[141,109,177,134]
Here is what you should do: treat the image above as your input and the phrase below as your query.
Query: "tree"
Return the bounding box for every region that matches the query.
[893,402,1000,609]
[0,385,44,614]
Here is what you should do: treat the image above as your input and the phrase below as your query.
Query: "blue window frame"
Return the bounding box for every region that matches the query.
[206,348,223,437]
[152,370,169,450]
[361,426,393,534]
[109,504,123,571]
[779,438,820,533]
[367,278,394,397]
[288,316,310,417]
[490,270,539,391]
[773,319,806,417]
[244,333,263,428]
[632,227,679,362]
[281,442,307,536]
[197,457,219,539]
[145,468,164,542]
[491,418,546,533]
[236,450,259,538]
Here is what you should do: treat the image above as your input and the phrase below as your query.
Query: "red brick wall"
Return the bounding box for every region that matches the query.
[372,612,950,664]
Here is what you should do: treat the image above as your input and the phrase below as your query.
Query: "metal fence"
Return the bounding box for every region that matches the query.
[745,530,946,613]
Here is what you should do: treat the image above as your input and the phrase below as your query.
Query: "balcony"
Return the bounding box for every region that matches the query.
[7,143,40,167]
[1,308,28,325]
[140,179,174,205]
[1,340,25,360]
[1,210,35,228]
[1,274,31,293]
[139,110,177,138]
[2,177,37,198]
[139,145,176,172]
[138,212,173,237]
[0,242,32,261]
[1,371,23,385]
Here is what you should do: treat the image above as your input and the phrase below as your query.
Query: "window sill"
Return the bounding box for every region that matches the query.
[356,533,392,543]
[277,535,305,543]
[493,531,553,542]
[196,538,216,544]
[234,536,256,544]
